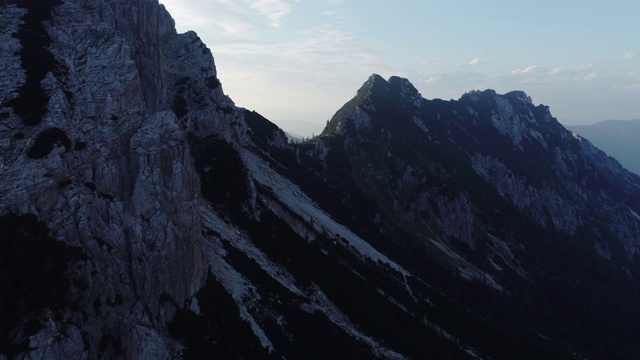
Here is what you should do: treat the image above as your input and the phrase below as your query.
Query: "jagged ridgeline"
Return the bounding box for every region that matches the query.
[2,0,640,359]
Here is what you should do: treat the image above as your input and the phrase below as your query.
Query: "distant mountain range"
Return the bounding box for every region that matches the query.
[3,1,640,359]
[271,118,326,139]
[569,119,640,175]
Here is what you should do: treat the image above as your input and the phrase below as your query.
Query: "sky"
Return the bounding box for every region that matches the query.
[160,0,640,136]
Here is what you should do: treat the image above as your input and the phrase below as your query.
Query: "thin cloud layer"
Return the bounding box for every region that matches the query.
[245,0,295,27]
[162,0,296,35]
[467,58,482,66]
[584,73,598,81]
[215,27,382,73]
[510,66,538,75]
[550,64,592,75]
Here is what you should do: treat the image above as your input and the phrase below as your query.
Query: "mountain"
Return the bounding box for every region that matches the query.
[569,119,640,175]
[296,75,640,358]
[2,1,640,359]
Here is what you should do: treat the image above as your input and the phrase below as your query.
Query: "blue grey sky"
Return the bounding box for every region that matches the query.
[160,0,640,135]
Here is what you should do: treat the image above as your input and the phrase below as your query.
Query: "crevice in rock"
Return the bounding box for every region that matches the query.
[7,0,63,126]
[26,127,71,159]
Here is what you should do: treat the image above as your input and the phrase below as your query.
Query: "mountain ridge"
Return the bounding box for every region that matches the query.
[314,73,640,244]
[2,1,640,359]
[298,72,640,357]
[569,119,640,175]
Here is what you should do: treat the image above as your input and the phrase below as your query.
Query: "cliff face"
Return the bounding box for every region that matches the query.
[0,0,239,357]
[569,119,640,175]
[313,75,640,261]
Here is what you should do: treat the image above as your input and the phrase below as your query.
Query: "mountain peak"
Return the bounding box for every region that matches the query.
[367,73,386,83]
[361,73,391,97]
[504,90,534,105]
[459,89,496,102]
[321,74,424,136]
[362,74,421,99]
[388,75,422,104]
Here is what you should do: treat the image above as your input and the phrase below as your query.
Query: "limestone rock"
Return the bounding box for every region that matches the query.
[0,0,236,357]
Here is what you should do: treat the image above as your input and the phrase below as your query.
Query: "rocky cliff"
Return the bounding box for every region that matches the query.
[569,119,640,175]
[0,0,233,357]
[313,74,640,261]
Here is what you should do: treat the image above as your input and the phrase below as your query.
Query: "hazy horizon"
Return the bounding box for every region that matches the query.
[160,0,640,135]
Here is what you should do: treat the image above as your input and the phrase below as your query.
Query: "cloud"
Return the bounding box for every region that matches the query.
[215,41,279,55]
[550,63,592,75]
[161,0,256,36]
[625,52,636,60]
[215,26,382,75]
[510,65,538,75]
[244,0,295,28]
[467,58,482,66]
[206,0,296,29]
[425,76,440,84]
[162,0,297,36]
[281,28,382,71]
[418,56,433,66]
[584,72,598,81]
[215,17,262,36]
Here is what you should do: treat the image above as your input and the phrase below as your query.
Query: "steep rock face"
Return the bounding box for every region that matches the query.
[0,0,240,357]
[569,119,640,175]
[1,0,298,358]
[460,89,640,253]
[314,76,640,262]
[290,74,640,358]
